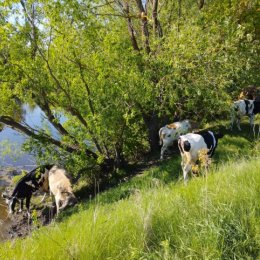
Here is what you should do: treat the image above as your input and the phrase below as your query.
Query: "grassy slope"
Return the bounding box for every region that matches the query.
[0,121,260,260]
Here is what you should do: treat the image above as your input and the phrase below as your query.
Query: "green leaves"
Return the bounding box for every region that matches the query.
[0,0,259,169]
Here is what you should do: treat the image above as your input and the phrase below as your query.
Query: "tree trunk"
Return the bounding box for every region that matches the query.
[152,0,163,37]
[142,112,160,153]
[135,0,151,54]
[114,144,127,169]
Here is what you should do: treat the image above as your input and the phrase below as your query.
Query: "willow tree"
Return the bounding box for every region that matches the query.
[0,0,259,173]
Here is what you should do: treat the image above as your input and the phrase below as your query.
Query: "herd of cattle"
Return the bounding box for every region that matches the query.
[159,90,260,184]
[2,87,260,217]
[2,165,77,217]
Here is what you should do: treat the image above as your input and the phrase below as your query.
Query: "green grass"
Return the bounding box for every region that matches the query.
[0,122,260,260]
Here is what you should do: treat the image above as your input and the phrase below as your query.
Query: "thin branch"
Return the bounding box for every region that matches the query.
[0,116,98,158]
[67,107,103,154]
[198,0,205,9]
[0,116,75,154]
[152,0,163,37]
[135,0,151,53]
[124,2,140,52]
[35,91,70,137]
[88,0,116,10]
[178,0,182,33]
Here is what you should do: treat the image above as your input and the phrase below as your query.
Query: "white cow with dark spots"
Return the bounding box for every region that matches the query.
[230,99,260,137]
[178,131,224,184]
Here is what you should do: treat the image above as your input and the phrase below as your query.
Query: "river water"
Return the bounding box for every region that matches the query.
[0,105,59,240]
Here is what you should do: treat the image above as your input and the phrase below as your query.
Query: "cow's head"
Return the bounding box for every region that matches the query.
[2,193,16,214]
[59,189,77,211]
[214,132,224,140]
[56,187,78,210]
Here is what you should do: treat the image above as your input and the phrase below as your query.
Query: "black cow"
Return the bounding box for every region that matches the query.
[2,164,54,216]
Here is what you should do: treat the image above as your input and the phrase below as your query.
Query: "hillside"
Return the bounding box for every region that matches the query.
[0,122,260,260]
[1,1,259,258]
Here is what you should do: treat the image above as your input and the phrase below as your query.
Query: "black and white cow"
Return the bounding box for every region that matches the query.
[2,164,54,216]
[230,99,260,137]
[178,131,224,184]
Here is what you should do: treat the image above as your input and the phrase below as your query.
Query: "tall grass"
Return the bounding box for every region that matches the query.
[0,157,259,260]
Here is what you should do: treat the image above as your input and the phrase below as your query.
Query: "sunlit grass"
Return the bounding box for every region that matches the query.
[1,158,259,260]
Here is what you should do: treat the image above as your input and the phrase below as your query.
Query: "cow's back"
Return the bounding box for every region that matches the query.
[48,166,73,195]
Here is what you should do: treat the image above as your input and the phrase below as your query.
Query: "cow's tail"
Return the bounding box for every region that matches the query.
[178,137,191,154]
[178,138,183,154]
[159,128,163,145]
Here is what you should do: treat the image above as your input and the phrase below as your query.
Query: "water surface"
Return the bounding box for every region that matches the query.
[0,105,58,240]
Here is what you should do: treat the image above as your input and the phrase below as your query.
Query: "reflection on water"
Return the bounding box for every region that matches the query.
[0,128,35,167]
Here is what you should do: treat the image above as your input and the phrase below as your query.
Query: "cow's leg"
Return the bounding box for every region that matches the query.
[55,196,60,215]
[40,192,47,203]
[236,117,241,131]
[25,196,31,217]
[253,124,256,138]
[19,199,24,212]
[249,114,255,128]
[230,111,235,130]
[160,144,167,160]
[9,198,16,214]
[250,115,256,136]
[183,163,191,185]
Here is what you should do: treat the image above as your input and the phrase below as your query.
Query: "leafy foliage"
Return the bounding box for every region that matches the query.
[0,0,259,172]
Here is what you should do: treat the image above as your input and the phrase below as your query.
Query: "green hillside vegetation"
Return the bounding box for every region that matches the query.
[0,0,259,259]
[0,121,260,260]
[0,0,259,171]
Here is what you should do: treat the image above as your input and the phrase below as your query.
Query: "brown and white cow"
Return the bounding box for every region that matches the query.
[159,120,198,159]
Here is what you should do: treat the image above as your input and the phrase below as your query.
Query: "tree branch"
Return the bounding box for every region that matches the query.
[198,0,205,10]
[135,0,151,53]
[34,91,70,137]
[0,116,98,158]
[67,107,103,154]
[152,0,163,37]
[124,2,140,52]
